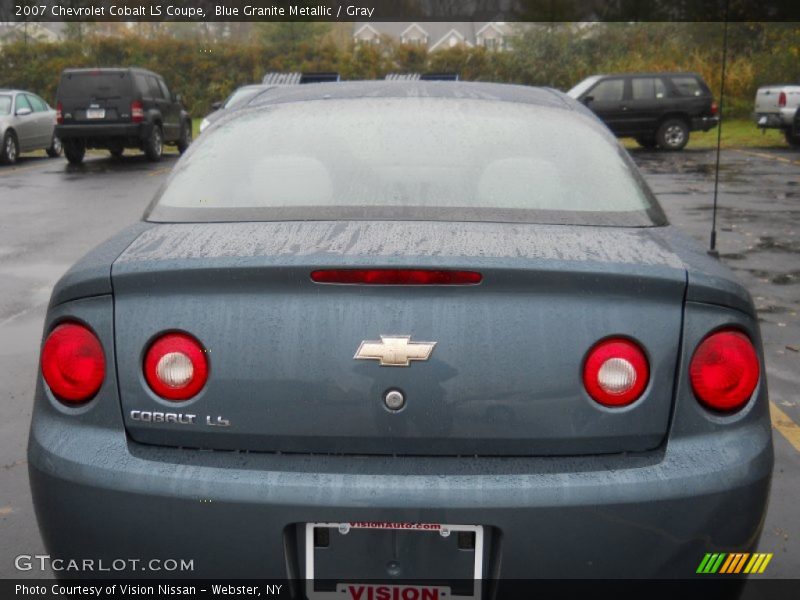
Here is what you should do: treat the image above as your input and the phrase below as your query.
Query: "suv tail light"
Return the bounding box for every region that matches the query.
[583,338,649,407]
[311,269,482,285]
[41,322,105,404]
[710,101,718,116]
[778,92,787,108]
[56,101,63,124]
[131,100,144,123]
[144,332,208,400]
[690,329,759,413]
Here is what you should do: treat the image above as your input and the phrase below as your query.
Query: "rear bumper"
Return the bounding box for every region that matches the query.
[752,109,796,129]
[691,116,719,132]
[29,408,773,580]
[54,123,148,145]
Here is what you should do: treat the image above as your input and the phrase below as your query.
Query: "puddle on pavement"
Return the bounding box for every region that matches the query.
[756,236,800,254]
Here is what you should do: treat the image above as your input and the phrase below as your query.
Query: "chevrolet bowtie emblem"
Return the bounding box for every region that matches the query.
[354,336,437,367]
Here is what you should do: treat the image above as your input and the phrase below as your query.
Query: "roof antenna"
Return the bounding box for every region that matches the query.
[709,1,730,258]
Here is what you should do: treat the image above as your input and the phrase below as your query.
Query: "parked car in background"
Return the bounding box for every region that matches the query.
[567,72,719,150]
[54,68,192,164]
[753,83,800,147]
[199,84,275,134]
[30,82,772,582]
[200,73,345,134]
[0,89,61,164]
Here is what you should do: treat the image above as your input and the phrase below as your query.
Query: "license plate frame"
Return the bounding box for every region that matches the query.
[305,522,484,600]
[86,108,106,119]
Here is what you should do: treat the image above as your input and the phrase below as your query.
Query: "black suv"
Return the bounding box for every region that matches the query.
[55,68,191,164]
[567,72,719,150]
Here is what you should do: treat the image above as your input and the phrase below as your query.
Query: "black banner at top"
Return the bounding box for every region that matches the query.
[3,0,800,22]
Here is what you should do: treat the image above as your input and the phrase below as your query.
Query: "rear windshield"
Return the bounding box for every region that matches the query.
[57,72,131,99]
[148,98,665,226]
[0,95,11,115]
[223,87,264,109]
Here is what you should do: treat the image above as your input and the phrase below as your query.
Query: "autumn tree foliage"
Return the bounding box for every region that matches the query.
[0,22,797,117]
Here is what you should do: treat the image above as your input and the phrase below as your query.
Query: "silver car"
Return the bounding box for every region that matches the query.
[0,89,62,164]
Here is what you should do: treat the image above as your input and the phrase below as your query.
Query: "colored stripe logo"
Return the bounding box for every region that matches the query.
[697,553,773,574]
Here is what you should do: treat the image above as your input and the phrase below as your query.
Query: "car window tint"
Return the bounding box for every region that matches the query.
[157,79,171,100]
[631,78,667,100]
[26,94,48,112]
[58,72,129,99]
[15,94,32,112]
[147,76,163,99]
[0,95,12,115]
[589,79,624,102]
[153,98,662,226]
[134,74,149,96]
[670,76,703,97]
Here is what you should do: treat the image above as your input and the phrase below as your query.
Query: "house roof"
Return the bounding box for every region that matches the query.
[400,23,429,38]
[428,28,472,52]
[353,22,505,48]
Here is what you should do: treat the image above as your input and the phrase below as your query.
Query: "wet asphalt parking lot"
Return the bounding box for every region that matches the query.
[0,145,798,583]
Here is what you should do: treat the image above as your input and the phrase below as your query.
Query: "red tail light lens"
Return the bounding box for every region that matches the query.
[778,91,787,108]
[131,100,144,123]
[583,338,649,407]
[690,329,759,413]
[144,332,208,401]
[56,101,63,124]
[311,269,482,285]
[710,102,718,116]
[41,323,105,404]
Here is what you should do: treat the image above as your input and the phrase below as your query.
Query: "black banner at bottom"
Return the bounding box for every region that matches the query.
[3,579,800,600]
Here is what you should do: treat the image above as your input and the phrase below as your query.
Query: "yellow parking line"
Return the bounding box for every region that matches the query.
[770,401,800,452]
[734,149,800,167]
[148,166,172,177]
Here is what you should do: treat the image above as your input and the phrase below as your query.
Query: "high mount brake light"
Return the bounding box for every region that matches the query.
[311,269,482,285]
[144,332,209,401]
[583,338,649,407]
[690,329,759,413]
[41,322,105,404]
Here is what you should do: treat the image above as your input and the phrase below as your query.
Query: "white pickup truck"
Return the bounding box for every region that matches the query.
[753,84,800,147]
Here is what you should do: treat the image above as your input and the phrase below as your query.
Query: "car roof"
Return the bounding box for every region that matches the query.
[247,80,576,111]
[0,89,46,97]
[595,72,704,78]
[61,67,162,78]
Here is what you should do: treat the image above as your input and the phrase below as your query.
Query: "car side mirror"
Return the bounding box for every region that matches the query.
[16,107,32,116]
[175,94,182,103]
[582,96,594,105]
[211,101,222,111]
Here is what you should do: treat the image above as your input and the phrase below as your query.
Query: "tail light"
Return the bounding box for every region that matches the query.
[583,338,649,407]
[690,329,759,413]
[131,100,144,123]
[710,101,718,116]
[56,101,63,124]
[311,269,482,285]
[41,322,105,405]
[778,92,787,108]
[144,332,208,401]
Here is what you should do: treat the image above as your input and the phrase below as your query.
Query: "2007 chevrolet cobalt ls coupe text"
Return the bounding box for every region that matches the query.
[29,82,772,588]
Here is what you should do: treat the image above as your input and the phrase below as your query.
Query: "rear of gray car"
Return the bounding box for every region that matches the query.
[28,83,772,587]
